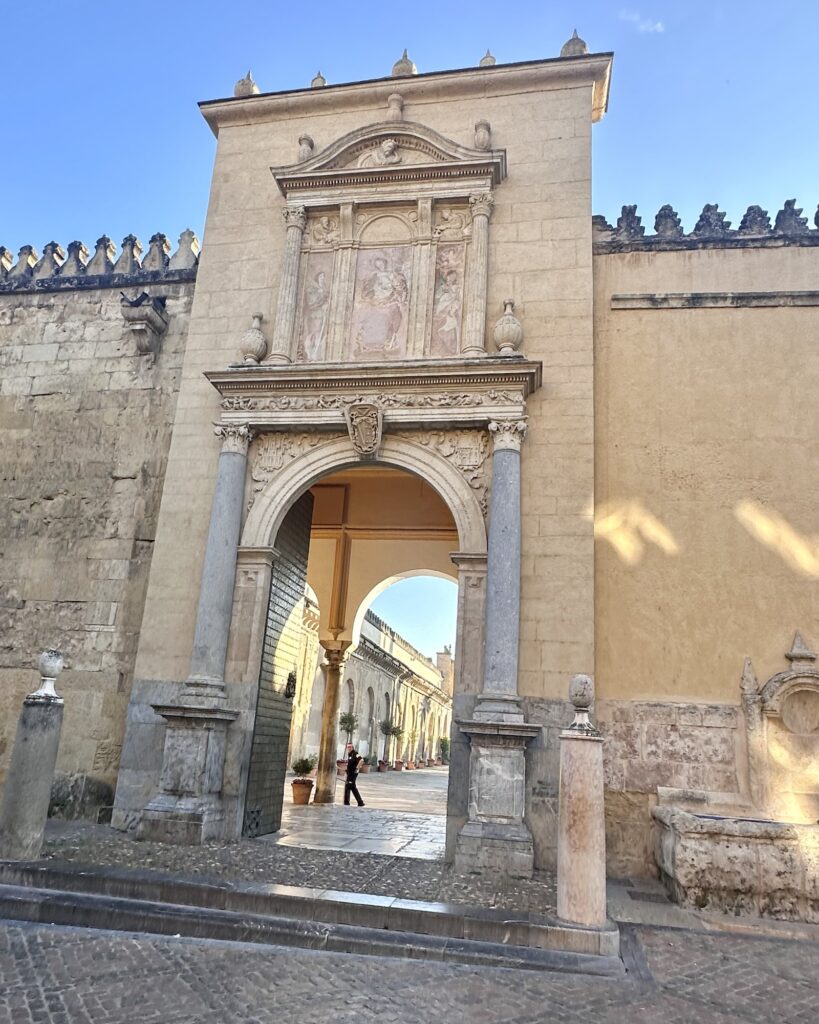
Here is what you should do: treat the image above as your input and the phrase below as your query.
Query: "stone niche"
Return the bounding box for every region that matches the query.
[653,633,819,921]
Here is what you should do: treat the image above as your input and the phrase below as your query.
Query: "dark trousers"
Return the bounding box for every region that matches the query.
[344,778,364,806]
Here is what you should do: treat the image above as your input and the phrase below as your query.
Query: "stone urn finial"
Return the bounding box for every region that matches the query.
[311,70,326,88]
[493,299,523,356]
[386,92,404,122]
[30,649,65,702]
[479,49,497,67]
[240,312,268,364]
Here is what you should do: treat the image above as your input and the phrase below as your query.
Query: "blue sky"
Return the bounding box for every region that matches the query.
[3,2,817,654]
[2,1,817,253]
[370,577,458,659]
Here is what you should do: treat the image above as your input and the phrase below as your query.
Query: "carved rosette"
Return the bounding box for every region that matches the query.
[488,418,527,452]
[215,423,254,455]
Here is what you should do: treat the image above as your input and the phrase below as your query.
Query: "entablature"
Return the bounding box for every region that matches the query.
[206,355,541,432]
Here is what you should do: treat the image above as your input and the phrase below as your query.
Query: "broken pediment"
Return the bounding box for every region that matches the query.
[271,121,506,195]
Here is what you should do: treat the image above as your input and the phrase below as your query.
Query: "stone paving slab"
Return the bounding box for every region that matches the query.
[1,917,818,1024]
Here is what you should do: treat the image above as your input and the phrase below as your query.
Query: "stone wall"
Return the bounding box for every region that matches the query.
[0,273,193,816]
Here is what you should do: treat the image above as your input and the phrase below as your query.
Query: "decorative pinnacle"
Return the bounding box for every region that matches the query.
[479,49,496,67]
[311,70,326,88]
[560,29,588,58]
[234,70,260,98]
[566,673,598,733]
[28,649,65,703]
[392,49,417,77]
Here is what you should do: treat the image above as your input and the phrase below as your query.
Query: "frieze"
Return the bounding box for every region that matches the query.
[221,389,524,412]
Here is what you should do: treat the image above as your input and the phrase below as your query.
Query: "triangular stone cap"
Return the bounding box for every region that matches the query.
[785,630,816,664]
[271,120,506,195]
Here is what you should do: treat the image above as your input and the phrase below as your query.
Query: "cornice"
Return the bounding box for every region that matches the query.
[199,54,613,135]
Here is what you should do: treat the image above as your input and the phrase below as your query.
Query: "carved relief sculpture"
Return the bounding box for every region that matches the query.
[357,138,402,167]
[345,404,383,457]
[296,251,333,361]
[430,244,465,357]
[248,432,325,507]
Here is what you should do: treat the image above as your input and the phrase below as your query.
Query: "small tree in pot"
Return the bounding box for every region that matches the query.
[406,728,418,769]
[339,711,358,750]
[391,724,404,769]
[440,737,450,765]
[379,718,393,769]
[291,755,317,805]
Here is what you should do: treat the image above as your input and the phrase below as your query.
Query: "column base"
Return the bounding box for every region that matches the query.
[471,693,525,723]
[455,820,534,878]
[182,675,228,701]
[138,794,226,845]
[136,700,238,845]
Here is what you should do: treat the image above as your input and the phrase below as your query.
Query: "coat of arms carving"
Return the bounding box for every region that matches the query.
[344,404,383,458]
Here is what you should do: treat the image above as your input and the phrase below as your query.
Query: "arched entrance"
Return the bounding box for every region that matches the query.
[230,434,487,848]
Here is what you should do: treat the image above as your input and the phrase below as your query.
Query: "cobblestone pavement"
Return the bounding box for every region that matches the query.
[41,820,556,913]
[1,918,817,1024]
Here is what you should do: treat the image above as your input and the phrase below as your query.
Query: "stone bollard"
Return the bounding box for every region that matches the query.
[0,650,65,860]
[556,673,608,927]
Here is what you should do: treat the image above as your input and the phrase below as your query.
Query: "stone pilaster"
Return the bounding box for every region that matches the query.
[186,423,253,699]
[268,206,307,364]
[461,191,494,356]
[313,645,350,804]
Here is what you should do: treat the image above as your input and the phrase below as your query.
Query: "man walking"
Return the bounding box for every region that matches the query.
[344,747,365,807]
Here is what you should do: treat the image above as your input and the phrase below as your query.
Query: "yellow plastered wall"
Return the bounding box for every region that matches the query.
[594,246,819,702]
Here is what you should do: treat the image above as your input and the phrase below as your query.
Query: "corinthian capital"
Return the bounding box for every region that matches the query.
[283,206,307,231]
[469,191,494,220]
[488,418,527,452]
[214,423,254,455]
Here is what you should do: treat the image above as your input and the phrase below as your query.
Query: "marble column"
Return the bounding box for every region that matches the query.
[268,205,306,364]
[455,418,538,877]
[461,191,494,356]
[313,645,349,804]
[557,674,608,928]
[474,417,527,722]
[186,424,254,698]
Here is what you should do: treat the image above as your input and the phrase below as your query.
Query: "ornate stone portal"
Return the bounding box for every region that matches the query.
[140,112,544,873]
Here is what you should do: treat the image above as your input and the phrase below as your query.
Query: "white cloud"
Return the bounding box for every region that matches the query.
[619,9,665,33]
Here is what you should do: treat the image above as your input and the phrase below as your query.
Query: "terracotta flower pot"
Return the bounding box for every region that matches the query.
[359,763,370,773]
[393,759,404,771]
[291,779,313,805]
[406,761,415,770]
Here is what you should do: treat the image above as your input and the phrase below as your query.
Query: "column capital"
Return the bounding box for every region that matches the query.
[488,417,527,452]
[469,191,494,220]
[283,205,307,231]
[214,423,254,456]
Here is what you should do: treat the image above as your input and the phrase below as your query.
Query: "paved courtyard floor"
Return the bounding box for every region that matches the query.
[2,917,818,1024]
[270,765,447,858]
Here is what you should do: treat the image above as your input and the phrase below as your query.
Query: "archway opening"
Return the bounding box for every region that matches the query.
[245,460,463,860]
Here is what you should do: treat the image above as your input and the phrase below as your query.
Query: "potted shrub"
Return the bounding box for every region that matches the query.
[379,718,394,765]
[406,729,418,769]
[440,737,450,765]
[291,755,317,805]
[377,759,389,772]
[359,755,372,774]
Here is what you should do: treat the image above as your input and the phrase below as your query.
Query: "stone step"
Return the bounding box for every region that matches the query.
[0,860,620,967]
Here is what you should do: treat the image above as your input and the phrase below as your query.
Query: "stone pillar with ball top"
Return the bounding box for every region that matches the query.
[557,674,608,927]
[0,650,65,860]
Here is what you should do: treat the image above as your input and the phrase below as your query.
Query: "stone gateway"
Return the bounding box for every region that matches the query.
[1,34,819,899]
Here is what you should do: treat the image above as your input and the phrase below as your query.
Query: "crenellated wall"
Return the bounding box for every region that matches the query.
[0,238,198,818]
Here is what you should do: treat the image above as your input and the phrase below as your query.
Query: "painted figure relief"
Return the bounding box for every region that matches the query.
[430,243,465,357]
[351,246,411,359]
[297,250,334,361]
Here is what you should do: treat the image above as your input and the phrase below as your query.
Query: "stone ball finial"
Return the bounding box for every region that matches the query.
[240,312,268,364]
[479,49,496,67]
[560,29,588,57]
[569,673,594,709]
[392,49,417,77]
[311,70,326,88]
[234,70,260,98]
[29,649,65,702]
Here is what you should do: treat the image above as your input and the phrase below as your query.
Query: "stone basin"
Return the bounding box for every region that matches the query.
[653,804,819,922]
